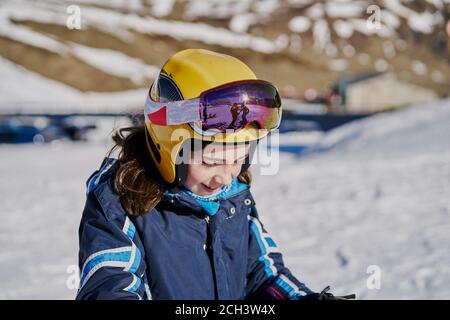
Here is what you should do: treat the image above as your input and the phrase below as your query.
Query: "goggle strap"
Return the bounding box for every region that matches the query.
[144,96,200,125]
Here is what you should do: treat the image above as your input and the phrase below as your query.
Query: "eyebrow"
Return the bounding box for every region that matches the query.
[203,155,247,163]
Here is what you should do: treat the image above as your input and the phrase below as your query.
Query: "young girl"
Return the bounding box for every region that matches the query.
[76,49,349,300]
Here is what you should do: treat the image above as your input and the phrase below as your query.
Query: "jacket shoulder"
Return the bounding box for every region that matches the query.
[86,157,119,194]
[85,157,126,221]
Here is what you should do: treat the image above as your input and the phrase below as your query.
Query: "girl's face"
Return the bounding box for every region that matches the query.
[184,143,249,196]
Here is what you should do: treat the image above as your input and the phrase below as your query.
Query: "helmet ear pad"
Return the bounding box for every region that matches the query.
[176,162,188,187]
[239,140,258,175]
[174,138,202,187]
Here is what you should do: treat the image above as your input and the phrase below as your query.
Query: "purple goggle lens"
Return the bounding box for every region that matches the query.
[198,80,282,132]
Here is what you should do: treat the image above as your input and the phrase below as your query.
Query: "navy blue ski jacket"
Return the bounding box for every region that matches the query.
[76,158,314,300]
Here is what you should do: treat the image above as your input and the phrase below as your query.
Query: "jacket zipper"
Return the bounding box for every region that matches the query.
[204,215,218,299]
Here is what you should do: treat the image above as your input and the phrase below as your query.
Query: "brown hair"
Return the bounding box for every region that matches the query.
[107,125,252,217]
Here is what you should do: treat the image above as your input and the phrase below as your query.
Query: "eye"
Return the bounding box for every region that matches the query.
[202,157,246,166]
[235,156,246,164]
[202,161,216,167]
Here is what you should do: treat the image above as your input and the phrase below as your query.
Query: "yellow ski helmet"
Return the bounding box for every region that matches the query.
[144,49,274,186]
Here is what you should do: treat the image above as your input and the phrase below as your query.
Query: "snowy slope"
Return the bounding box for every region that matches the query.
[0,118,130,299]
[0,57,147,113]
[0,99,449,299]
[252,98,450,299]
[311,99,450,156]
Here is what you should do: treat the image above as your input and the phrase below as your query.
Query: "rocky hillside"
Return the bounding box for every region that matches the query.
[0,0,449,110]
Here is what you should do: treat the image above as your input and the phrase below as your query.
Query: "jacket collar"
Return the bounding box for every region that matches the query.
[87,157,251,217]
[163,178,250,216]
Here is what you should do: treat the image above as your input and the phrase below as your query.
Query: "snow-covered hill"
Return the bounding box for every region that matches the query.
[1,0,449,112]
[311,98,450,156]
[0,98,448,299]
[0,56,147,113]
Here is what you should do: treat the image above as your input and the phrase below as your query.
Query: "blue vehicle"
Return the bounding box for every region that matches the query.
[0,116,97,144]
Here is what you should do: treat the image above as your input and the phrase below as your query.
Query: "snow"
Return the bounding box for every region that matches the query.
[383,0,423,19]
[70,43,159,84]
[229,13,258,33]
[350,18,393,38]
[312,20,330,52]
[65,0,143,11]
[2,0,280,54]
[407,12,436,35]
[0,20,67,54]
[2,0,448,71]
[383,0,440,34]
[78,6,279,54]
[305,3,325,20]
[2,0,135,41]
[311,99,450,157]
[253,98,450,299]
[184,0,253,20]
[333,19,354,39]
[0,6,158,84]
[0,141,112,299]
[110,12,279,54]
[275,34,289,51]
[381,9,401,30]
[0,57,80,106]
[382,41,396,60]
[1,1,68,26]
[325,1,365,19]
[325,43,338,58]
[1,95,449,299]
[0,57,147,113]
[411,60,428,76]
[328,59,349,71]
[147,0,175,17]
[288,34,302,53]
[253,0,280,16]
[1,0,450,299]
[342,44,356,58]
[374,59,389,72]
[288,16,311,34]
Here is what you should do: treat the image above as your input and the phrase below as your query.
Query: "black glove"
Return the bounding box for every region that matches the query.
[302,286,356,300]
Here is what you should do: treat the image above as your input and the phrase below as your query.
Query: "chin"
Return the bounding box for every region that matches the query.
[198,183,221,195]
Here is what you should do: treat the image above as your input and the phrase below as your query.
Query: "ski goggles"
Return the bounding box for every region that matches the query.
[144,79,282,136]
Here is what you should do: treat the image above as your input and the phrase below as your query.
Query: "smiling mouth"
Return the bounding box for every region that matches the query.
[202,183,221,193]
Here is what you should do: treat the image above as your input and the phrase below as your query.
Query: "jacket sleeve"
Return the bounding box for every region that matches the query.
[245,206,315,300]
[75,193,151,300]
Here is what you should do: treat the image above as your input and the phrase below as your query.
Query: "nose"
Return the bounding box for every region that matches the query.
[211,164,236,187]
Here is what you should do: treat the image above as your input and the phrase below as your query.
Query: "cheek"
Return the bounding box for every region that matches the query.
[233,163,243,175]
[185,163,243,188]
[186,165,211,185]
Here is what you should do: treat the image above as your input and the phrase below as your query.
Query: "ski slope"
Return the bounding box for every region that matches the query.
[0,99,449,299]
[0,57,147,113]
[252,98,450,299]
